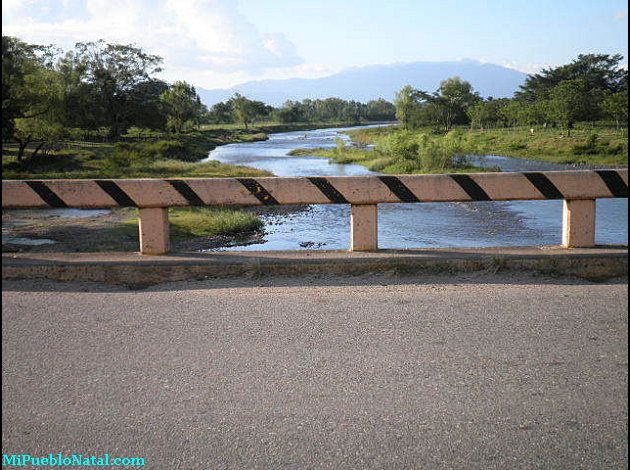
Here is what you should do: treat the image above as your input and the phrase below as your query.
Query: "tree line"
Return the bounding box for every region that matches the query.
[2,36,396,161]
[206,96,396,127]
[394,54,628,136]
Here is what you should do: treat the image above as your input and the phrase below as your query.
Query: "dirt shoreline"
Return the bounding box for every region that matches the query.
[1,204,310,254]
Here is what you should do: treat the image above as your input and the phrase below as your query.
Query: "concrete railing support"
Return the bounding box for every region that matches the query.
[562,199,596,248]
[351,204,378,252]
[139,208,170,255]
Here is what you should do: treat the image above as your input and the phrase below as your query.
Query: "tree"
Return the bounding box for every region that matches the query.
[229,93,268,129]
[547,79,594,136]
[366,99,396,121]
[209,101,235,124]
[2,36,62,140]
[601,90,629,129]
[160,81,206,133]
[275,100,303,123]
[13,116,65,160]
[432,77,481,132]
[516,54,627,102]
[394,85,425,130]
[58,40,163,136]
[126,79,170,130]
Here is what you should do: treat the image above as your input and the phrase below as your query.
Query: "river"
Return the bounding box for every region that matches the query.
[205,125,628,251]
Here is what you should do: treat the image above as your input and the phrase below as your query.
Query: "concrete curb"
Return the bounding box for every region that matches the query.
[2,246,628,288]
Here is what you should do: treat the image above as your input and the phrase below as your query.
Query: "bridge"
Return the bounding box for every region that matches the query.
[2,169,628,468]
[3,169,628,254]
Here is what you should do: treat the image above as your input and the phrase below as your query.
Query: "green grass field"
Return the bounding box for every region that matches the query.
[119,207,263,240]
[346,124,628,166]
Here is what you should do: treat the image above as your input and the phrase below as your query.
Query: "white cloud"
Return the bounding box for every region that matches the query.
[503,62,548,75]
[1,0,304,88]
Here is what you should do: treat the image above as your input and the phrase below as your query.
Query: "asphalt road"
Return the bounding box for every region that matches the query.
[2,274,628,469]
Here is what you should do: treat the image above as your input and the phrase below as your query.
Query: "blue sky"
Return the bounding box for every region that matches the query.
[2,0,628,89]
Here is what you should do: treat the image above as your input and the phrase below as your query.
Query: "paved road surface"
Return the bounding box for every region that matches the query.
[2,274,628,469]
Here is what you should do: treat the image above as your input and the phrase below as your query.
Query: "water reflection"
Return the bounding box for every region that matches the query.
[206,126,628,251]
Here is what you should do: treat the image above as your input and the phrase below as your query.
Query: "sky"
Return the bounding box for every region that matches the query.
[2,0,628,90]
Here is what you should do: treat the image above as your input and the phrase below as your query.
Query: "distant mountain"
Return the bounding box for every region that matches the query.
[197,60,528,107]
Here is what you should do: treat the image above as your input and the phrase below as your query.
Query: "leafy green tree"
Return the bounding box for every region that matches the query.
[432,77,481,132]
[547,79,595,136]
[160,81,206,133]
[601,90,628,129]
[2,36,62,140]
[394,85,425,130]
[516,54,627,102]
[13,116,65,160]
[58,40,163,136]
[366,99,396,121]
[127,79,170,130]
[229,93,269,129]
[209,101,235,124]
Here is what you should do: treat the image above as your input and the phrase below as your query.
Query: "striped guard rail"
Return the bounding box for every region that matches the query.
[2,170,628,209]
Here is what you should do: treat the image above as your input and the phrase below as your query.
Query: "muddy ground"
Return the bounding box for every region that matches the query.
[1,206,308,254]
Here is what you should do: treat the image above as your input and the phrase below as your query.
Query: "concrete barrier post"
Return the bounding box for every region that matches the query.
[351,204,378,252]
[562,199,596,248]
[139,208,170,255]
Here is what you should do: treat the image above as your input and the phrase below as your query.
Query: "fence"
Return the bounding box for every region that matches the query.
[2,170,627,254]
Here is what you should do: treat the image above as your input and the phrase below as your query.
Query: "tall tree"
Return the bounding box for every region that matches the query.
[394,85,424,130]
[366,99,396,121]
[432,77,481,132]
[516,54,627,102]
[58,40,163,136]
[209,101,235,124]
[160,81,206,133]
[547,79,595,136]
[601,90,629,129]
[229,93,268,129]
[2,36,62,141]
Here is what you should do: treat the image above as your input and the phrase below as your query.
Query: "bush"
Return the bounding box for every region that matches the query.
[374,130,469,172]
[572,133,600,155]
[377,131,419,161]
[107,140,201,167]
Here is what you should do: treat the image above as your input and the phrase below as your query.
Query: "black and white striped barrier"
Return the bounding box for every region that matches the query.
[3,170,627,254]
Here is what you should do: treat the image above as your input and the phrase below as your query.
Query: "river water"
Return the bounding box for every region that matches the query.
[206,125,628,251]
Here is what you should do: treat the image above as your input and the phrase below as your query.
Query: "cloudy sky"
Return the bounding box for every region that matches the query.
[2,0,628,90]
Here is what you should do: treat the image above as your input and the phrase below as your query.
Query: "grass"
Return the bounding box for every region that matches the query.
[120,207,264,240]
[2,125,274,180]
[2,125,277,246]
[1,121,384,180]
[288,130,498,174]
[463,126,628,165]
[1,152,271,179]
[345,124,628,166]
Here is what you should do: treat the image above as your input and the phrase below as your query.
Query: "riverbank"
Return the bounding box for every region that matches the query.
[2,122,382,253]
[288,127,497,174]
[344,125,629,167]
[2,207,265,254]
[1,121,389,180]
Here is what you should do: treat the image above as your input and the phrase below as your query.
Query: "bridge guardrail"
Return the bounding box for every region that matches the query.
[2,170,628,254]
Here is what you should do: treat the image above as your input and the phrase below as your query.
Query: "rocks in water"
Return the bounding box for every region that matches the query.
[299,241,326,248]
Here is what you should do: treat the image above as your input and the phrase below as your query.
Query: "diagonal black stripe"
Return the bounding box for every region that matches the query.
[523,172,564,199]
[449,174,491,201]
[378,176,420,203]
[166,180,205,206]
[95,180,137,207]
[236,178,279,205]
[596,170,628,198]
[25,181,67,208]
[308,177,348,203]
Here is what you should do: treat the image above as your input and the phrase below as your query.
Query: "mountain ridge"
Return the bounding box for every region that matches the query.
[197,60,528,106]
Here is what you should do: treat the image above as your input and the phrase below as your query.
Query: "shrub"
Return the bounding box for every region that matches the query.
[377,131,419,161]
[107,140,201,167]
